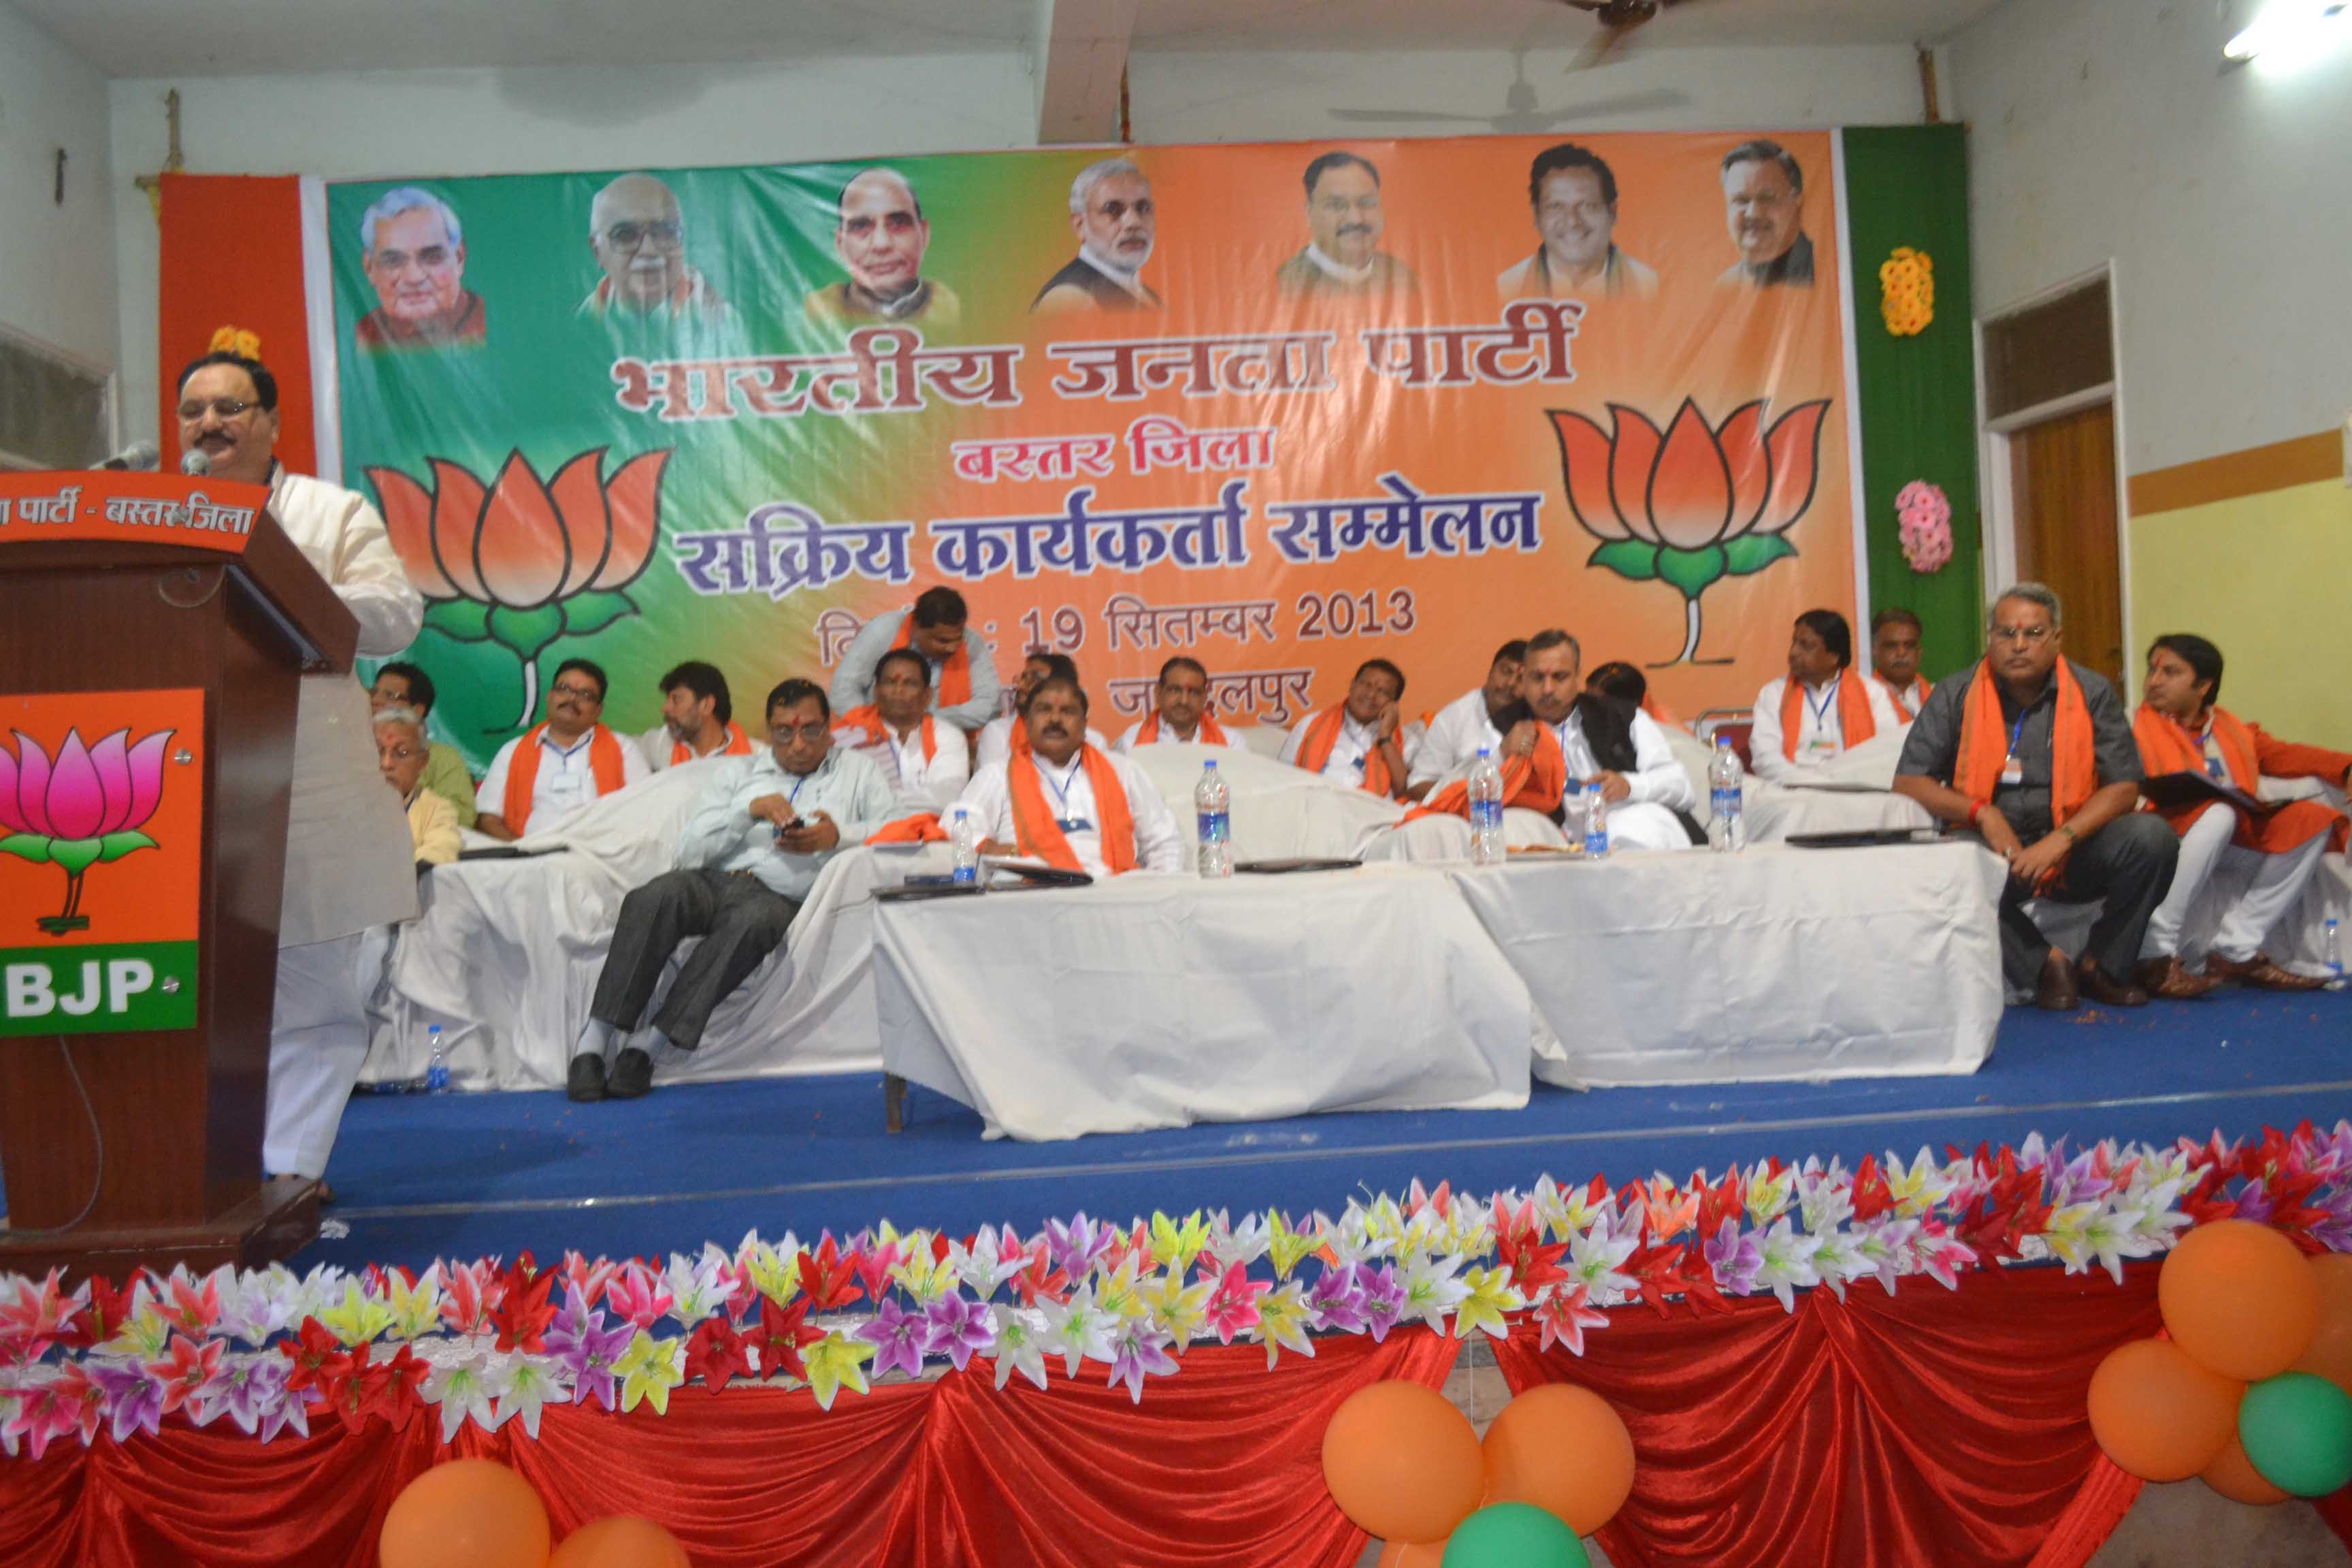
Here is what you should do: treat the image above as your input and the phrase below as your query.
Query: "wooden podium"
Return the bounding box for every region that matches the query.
[0,472,357,1281]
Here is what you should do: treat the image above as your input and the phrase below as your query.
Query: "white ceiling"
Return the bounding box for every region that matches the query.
[13,0,2008,78]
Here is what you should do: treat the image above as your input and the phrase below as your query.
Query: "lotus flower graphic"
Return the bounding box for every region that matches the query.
[371,447,670,725]
[1550,397,1831,665]
[1,728,171,936]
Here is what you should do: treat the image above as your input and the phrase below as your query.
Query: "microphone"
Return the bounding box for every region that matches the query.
[97,440,161,472]
[180,450,212,477]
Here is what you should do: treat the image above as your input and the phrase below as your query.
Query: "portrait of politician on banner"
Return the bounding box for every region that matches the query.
[327,131,1859,772]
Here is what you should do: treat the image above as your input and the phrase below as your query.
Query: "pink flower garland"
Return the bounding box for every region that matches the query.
[1896,480,1953,574]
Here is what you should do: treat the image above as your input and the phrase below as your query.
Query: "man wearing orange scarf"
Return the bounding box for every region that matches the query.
[1868,608,1935,723]
[956,675,1185,878]
[637,660,754,771]
[828,587,1002,733]
[1750,610,1900,781]
[1895,585,2179,1010]
[832,647,970,810]
[475,658,650,841]
[1114,657,1245,756]
[1280,659,1412,801]
[2134,634,2349,993]
[1407,640,1529,800]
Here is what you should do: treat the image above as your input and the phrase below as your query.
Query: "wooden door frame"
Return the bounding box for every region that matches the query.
[1972,261,2138,700]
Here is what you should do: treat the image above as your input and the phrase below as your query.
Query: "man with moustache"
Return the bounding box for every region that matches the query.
[1716,140,1814,289]
[474,658,651,841]
[976,651,1105,770]
[1748,610,1900,782]
[1032,158,1164,314]
[1867,608,1935,722]
[570,680,894,1102]
[579,173,732,323]
[1275,152,1418,300]
[833,647,971,810]
[1114,657,1246,754]
[1281,659,1414,801]
[806,167,961,327]
[1894,585,2177,1011]
[1498,143,1659,302]
[636,660,753,771]
[1506,629,1700,850]
[355,187,487,348]
[1408,640,1530,798]
[956,675,1187,879]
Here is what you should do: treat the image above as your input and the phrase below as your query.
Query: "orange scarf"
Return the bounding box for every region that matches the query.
[1405,723,1567,824]
[1957,660,2095,826]
[1009,747,1136,875]
[1640,693,1681,730]
[1135,709,1230,747]
[669,721,752,767]
[866,813,948,845]
[894,616,970,708]
[1779,670,1878,762]
[1878,676,1931,725]
[502,723,626,834]
[832,706,938,764]
[1295,706,1396,797]
[2132,704,2342,854]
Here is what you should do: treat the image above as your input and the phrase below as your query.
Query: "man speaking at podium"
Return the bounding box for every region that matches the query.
[176,349,424,1186]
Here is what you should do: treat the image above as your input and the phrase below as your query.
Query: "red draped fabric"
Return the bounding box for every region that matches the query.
[0,1330,1456,1567]
[1488,1262,2166,1568]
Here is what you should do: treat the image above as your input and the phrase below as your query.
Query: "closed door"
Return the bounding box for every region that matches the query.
[2009,402,2124,689]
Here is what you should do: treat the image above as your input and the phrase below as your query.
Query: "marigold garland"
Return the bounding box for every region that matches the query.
[1880,247,1935,336]
[3,1124,2347,1458]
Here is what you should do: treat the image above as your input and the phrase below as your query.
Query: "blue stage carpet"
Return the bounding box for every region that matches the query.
[304,990,2352,1273]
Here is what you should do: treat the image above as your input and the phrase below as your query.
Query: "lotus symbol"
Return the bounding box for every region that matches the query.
[1550,397,1831,664]
[1,728,171,936]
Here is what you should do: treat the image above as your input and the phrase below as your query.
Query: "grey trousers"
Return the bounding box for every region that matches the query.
[1998,812,2180,990]
[589,867,800,1053]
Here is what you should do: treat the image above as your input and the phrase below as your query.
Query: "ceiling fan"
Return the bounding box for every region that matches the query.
[1328,46,1682,135]
[1557,0,1710,68]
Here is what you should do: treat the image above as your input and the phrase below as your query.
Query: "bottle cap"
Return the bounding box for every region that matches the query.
[1204,760,1217,769]
[1477,745,1492,757]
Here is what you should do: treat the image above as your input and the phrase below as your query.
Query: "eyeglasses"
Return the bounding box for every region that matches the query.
[769,722,832,742]
[603,220,683,250]
[550,682,604,702]
[1989,625,2055,645]
[176,398,263,423]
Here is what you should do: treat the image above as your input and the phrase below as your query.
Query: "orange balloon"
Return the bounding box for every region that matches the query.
[2086,1339,2243,1482]
[380,1458,551,1568]
[1481,1384,1636,1534]
[2158,1220,2321,1382]
[2289,1253,2352,1396]
[1322,1380,1485,1545]
[551,1517,691,1568]
[1373,1541,1446,1567]
[2201,1435,2292,1507]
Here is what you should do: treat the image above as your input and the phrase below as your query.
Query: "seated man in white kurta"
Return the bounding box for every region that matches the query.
[176,348,423,1189]
[831,647,970,811]
[1279,658,1414,801]
[975,651,1105,770]
[1749,608,1902,783]
[1408,639,1528,799]
[1113,656,1247,755]
[1514,627,1700,850]
[956,674,1186,878]
[474,657,653,840]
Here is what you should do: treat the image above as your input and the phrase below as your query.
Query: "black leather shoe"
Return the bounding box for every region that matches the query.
[2034,948,2080,1011]
[567,1053,608,1103]
[2078,962,2149,1009]
[608,1047,654,1100]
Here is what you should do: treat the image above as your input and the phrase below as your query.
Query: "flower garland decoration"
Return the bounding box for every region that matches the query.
[1897,480,1955,574]
[1880,246,1934,336]
[3,1124,2348,1460]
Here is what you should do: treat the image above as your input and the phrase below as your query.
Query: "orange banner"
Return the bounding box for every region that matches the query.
[0,474,270,555]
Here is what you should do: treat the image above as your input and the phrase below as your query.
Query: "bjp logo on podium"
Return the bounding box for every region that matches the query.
[0,691,203,1035]
[371,446,671,727]
[1550,397,1831,666]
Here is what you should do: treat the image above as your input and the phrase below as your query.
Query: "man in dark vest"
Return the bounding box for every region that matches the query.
[1032,158,1164,314]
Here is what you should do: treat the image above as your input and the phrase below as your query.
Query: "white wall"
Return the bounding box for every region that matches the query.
[107,52,1038,438]
[0,3,118,371]
[1132,43,1929,144]
[1950,0,2352,474]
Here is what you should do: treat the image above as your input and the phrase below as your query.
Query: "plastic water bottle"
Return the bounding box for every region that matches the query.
[1583,787,1611,859]
[1194,760,1234,879]
[425,1024,449,1093]
[1708,736,1746,853]
[949,804,981,886]
[1467,746,1506,866]
[1561,779,1587,853]
[2327,919,2347,992]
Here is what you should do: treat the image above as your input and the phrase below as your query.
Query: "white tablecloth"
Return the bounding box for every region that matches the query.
[1742,733,1935,843]
[1448,840,2004,1089]
[1125,744,1405,862]
[874,864,1535,1140]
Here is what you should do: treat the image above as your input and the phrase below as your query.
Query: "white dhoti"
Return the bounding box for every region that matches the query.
[1597,801,1697,853]
[267,676,418,1179]
[2141,806,2331,965]
[1360,801,1693,862]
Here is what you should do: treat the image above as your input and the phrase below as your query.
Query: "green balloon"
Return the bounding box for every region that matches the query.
[1440,1503,1591,1568]
[2240,1372,2352,1498]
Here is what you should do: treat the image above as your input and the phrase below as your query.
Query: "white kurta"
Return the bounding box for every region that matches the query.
[1112,717,1248,755]
[1280,710,1392,785]
[846,719,973,811]
[975,716,1105,772]
[1410,687,1507,789]
[1748,674,1903,783]
[1868,673,1933,723]
[476,728,653,834]
[1546,708,1698,852]
[954,750,1188,877]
